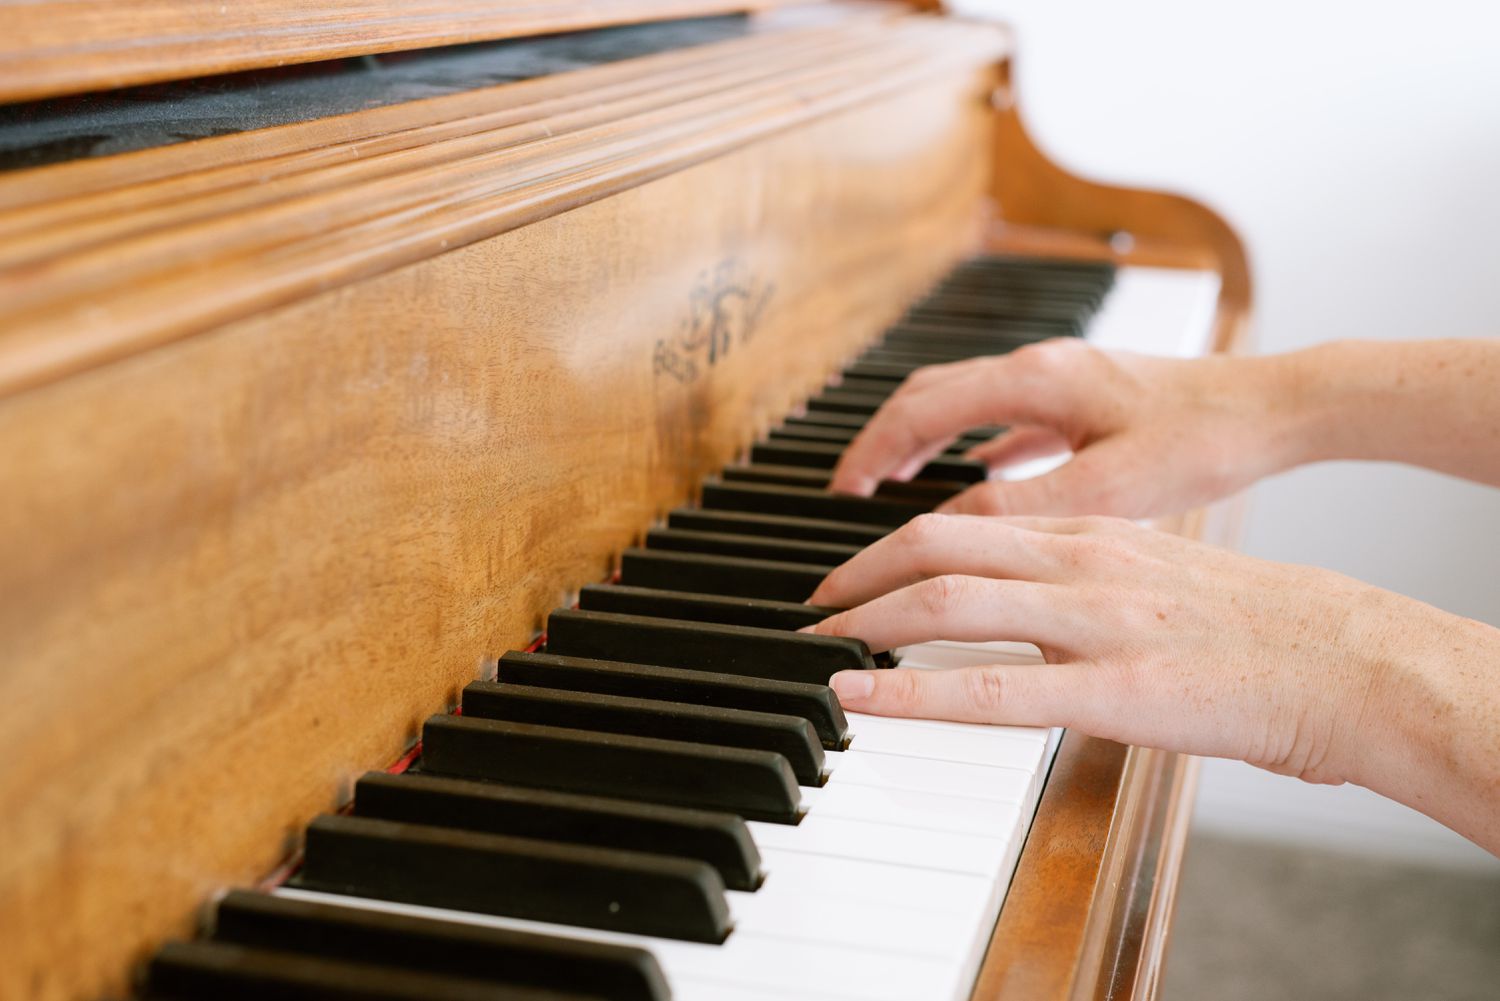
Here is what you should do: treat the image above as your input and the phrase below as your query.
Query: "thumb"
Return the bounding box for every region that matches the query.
[829,664,1100,729]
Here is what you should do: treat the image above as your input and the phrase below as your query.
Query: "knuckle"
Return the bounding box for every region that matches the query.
[962,667,1008,712]
[901,511,950,547]
[916,574,969,621]
[879,669,925,710]
[1011,337,1082,374]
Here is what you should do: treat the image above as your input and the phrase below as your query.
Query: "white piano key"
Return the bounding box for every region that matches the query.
[725,887,974,961]
[672,982,844,1001]
[754,848,994,919]
[897,640,1044,668]
[747,814,1012,877]
[1085,266,1220,358]
[803,779,1028,838]
[821,747,1036,801]
[846,716,1047,769]
[846,709,1051,746]
[275,887,966,1001]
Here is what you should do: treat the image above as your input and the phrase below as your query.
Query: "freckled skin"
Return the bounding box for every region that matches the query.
[814,338,1500,856]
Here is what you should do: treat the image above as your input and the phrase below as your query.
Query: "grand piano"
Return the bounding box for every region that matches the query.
[0,3,1251,999]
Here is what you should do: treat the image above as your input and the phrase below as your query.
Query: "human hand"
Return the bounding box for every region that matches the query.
[805,512,1405,786]
[829,339,1300,519]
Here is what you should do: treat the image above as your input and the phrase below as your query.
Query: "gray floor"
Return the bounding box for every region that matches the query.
[1160,833,1500,1001]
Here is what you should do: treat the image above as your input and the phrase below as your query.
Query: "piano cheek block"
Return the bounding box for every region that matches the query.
[294,814,733,944]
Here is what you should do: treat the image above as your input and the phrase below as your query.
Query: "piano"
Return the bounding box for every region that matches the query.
[0,3,1251,1000]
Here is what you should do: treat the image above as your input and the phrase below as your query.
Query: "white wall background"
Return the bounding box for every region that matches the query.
[957,0,1500,868]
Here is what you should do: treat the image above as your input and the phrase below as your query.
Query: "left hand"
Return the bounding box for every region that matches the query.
[804,512,1399,785]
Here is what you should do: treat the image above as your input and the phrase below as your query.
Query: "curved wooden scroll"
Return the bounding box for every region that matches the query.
[989,58,1252,355]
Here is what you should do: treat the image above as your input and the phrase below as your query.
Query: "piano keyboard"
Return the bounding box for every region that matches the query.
[139,256,1218,1001]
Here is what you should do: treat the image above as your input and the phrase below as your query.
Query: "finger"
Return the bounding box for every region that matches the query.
[808,513,1063,608]
[828,662,1104,729]
[829,351,1090,496]
[965,426,1070,469]
[936,439,1145,518]
[804,575,1076,653]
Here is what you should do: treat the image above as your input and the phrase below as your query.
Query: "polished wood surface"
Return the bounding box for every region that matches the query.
[0,0,810,103]
[0,13,1004,998]
[0,9,1003,398]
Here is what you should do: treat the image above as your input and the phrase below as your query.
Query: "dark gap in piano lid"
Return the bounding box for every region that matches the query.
[0,15,754,172]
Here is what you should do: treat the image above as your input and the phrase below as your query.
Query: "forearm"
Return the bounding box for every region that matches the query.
[1343,589,1500,855]
[1269,338,1500,484]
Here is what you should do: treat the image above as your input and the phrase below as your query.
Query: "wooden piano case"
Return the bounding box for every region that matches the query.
[0,4,1249,999]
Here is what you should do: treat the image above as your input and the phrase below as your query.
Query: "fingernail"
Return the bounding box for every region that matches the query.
[830,670,874,702]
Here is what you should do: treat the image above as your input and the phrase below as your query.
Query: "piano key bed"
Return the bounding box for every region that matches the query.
[140,255,1218,1001]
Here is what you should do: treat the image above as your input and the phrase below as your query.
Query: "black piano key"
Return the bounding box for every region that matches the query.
[751,440,986,484]
[720,464,834,490]
[146,940,565,1001]
[880,328,1049,353]
[750,439,850,468]
[497,649,850,750]
[766,423,866,446]
[804,390,886,416]
[857,348,988,369]
[420,715,802,824]
[896,314,1082,337]
[578,582,836,630]
[830,376,900,397]
[769,424,985,457]
[665,507,891,546]
[644,527,860,567]
[907,301,1086,324]
[462,682,825,786]
[918,290,1103,312]
[725,466,968,504]
[700,481,926,526]
[296,814,732,943]
[209,890,669,1001]
[782,410,869,430]
[545,608,875,681]
[352,771,763,891]
[841,361,915,382]
[871,478,966,506]
[619,547,827,602]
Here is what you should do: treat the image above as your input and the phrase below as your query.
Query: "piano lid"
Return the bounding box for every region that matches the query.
[0,0,824,105]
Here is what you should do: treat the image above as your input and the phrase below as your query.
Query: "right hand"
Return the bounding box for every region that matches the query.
[829,338,1298,519]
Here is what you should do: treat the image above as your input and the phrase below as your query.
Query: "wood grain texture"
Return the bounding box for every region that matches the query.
[0,0,814,103]
[0,12,1003,399]
[0,34,1000,1001]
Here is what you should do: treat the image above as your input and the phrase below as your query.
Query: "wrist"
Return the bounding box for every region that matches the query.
[1336,588,1500,851]
[1227,349,1332,476]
